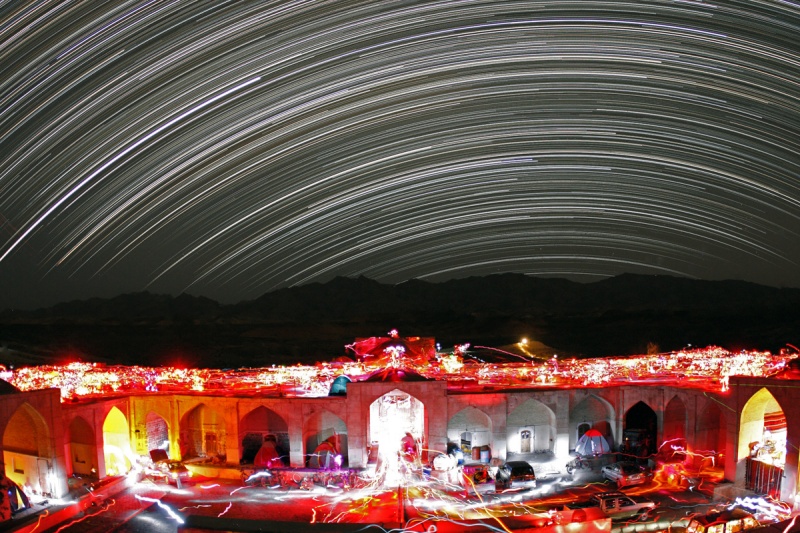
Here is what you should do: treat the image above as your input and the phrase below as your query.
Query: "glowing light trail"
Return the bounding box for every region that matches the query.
[1,76,261,263]
[1,0,798,308]
[0,345,794,401]
[134,494,184,524]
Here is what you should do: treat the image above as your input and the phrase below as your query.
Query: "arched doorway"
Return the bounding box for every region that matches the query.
[304,410,347,468]
[239,406,288,465]
[663,396,686,441]
[181,404,226,461]
[145,412,169,454]
[447,407,492,459]
[739,388,785,497]
[507,399,556,454]
[102,407,132,476]
[3,403,54,497]
[68,416,97,476]
[624,401,656,457]
[570,395,615,450]
[697,402,726,468]
[369,389,424,486]
[519,429,532,453]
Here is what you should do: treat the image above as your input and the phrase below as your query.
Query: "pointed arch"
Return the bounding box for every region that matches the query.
[181,403,226,460]
[3,403,51,456]
[447,407,492,457]
[369,389,425,486]
[740,388,785,467]
[3,403,54,494]
[624,401,657,457]
[570,394,615,450]
[239,406,289,465]
[739,388,786,497]
[304,409,348,468]
[145,411,170,454]
[102,406,132,476]
[663,395,687,442]
[369,389,425,443]
[507,398,556,453]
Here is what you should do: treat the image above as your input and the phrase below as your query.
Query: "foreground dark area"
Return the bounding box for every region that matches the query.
[1,273,799,368]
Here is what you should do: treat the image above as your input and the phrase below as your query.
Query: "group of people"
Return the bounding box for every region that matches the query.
[749,430,786,467]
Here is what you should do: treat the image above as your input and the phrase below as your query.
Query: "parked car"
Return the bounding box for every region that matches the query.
[687,509,759,533]
[149,449,192,487]
[601,461,653,488]
[163,461,192,486]
[495,461,537,491]
[568,491,657,521]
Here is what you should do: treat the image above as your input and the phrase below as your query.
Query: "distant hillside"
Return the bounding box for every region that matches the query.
[1,274,798,368]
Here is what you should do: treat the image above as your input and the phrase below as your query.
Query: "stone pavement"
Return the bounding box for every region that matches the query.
[0,475,162,533]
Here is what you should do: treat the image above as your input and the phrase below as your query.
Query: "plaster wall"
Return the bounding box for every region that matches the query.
[505,391,563,455]
[64,397,129,479]
[447,393,507,459]
[568,389,618,450]
[3,375,800,503]
[170,396,241,463]
[345,381,448,468]
[0,389,68,498]
[728,379,800,498]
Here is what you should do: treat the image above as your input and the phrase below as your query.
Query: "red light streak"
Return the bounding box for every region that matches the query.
[134,494,184,524]
[54,499,116,532]
[217,501,233,517]
[26,508,48,533]
[178,504,212,511]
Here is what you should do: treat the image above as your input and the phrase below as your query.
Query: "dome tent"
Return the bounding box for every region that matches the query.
[575,428,611,456]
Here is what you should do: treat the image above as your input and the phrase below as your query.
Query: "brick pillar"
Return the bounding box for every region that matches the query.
[555,393,570,459]
[225,405,240,465]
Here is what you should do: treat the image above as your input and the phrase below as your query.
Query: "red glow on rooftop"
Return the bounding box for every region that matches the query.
[0,340,796,402]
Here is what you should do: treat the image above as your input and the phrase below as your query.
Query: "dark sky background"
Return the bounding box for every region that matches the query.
[1,0,798,311]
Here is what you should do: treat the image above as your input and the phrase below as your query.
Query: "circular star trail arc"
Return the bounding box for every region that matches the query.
[0,0,798,307]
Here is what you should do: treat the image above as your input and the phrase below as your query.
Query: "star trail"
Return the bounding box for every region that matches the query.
[1,0,798,309]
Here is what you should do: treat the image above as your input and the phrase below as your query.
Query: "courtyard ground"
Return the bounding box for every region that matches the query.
[3,455,793,533]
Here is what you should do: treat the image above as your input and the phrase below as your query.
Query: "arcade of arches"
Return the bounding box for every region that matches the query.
[1,379,799,504]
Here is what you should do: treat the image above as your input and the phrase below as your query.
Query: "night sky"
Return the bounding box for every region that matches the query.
[1,0,799,310]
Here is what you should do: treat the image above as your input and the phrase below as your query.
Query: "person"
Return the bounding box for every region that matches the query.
[623,439,631,453]
[401,432,418,461]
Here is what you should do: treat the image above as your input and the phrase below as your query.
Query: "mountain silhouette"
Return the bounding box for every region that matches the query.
[1,274,798,368]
